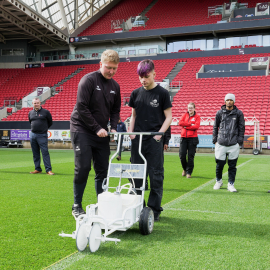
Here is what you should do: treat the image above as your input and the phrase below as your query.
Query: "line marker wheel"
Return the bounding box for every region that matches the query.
[89,223,102,253]
[76,221,90,252]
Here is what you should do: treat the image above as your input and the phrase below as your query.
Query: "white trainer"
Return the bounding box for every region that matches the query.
[227,183,237,192]
[213,180,223,190]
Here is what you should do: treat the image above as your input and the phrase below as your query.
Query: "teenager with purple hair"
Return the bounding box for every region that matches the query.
[129,59,172,221]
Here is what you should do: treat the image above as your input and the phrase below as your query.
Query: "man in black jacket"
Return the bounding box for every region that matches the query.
[212,94,245,192]
[28,97,54,175]
[70,50,121,218]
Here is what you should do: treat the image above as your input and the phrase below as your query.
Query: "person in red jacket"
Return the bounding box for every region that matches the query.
[179,102,200,178]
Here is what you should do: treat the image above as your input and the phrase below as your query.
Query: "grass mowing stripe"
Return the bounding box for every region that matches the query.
[3,149,264,269]
[0,159,73,169]
[45,158,253,270]
[163,158,253,209]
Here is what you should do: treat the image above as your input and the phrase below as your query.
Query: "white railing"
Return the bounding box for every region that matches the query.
[208,5,223,17]
[170,81,183,90]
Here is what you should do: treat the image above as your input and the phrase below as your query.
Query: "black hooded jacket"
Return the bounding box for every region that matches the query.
[212,105,245,146]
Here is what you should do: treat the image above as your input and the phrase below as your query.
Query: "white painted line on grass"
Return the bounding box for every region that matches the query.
[165,208,230,214]
[163,159,253,209]
[43,251,81,270]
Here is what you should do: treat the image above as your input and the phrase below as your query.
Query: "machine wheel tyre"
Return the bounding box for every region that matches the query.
[253,149,259,155]
[139,207,154,235]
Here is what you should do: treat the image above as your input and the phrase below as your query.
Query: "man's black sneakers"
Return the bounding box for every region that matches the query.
[154,212,160,221]
[72,204,86,219]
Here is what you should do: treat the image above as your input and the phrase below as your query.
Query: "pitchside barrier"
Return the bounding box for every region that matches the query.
[0,118,269,150]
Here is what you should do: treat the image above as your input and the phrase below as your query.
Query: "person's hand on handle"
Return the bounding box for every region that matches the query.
[97,128,108,137]
[153,135,162,142]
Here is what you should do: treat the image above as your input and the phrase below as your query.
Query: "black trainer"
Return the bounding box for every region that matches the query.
[154,212,160,222]
[72,204,86,219]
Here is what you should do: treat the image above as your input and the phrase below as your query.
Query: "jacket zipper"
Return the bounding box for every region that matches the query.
[187,114,190,138]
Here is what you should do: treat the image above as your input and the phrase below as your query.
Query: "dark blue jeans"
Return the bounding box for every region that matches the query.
[116,135,123,157]
[30,132,52,172]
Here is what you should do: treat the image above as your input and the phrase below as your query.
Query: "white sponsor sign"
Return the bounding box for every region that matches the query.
[256,2,269,16]
[47,130,70,141]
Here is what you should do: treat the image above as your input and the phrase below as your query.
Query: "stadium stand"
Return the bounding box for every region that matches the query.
[0,66,80,119]
[0,69,22,86]
[113,59,178,119]
[76,0,270,35]
[171,53,270,136]
[78,0,153,36]
[2,59,177,121]
[2,53,270,137]
[129,0,223,32]
[42,64,99,121]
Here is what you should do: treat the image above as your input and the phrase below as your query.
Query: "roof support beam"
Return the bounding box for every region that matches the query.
[0,6,57,47]
[74,0,78,29]
[0,33,6,44]
[42,1,57,12]
[3,0,68,44]
[57,0,69,34]
[38,0,42,13]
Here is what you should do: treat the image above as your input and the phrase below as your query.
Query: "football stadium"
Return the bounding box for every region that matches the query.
[1,0,270,269]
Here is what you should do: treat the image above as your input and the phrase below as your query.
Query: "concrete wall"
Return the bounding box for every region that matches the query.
[42,45,270,68]
[204,63,249,72]
[70,18,270,45]
[75,38,166,53]
[198,69,266,78]
[0,40,36,63]
[0,62,25,68]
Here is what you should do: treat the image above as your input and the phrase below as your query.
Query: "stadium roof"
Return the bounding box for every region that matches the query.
[0,0,112,47]
[22,0,111,33]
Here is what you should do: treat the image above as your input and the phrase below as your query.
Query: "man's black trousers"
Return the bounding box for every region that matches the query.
[179,137,198,175]
[71,132,110,204]
[131,137,164,215]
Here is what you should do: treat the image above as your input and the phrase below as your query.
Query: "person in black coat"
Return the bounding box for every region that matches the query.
[70,50,121,218]
[28,97,54,175]
[212,93,245,193]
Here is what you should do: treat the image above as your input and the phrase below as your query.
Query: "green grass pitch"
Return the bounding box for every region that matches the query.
[0,149,270,269]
